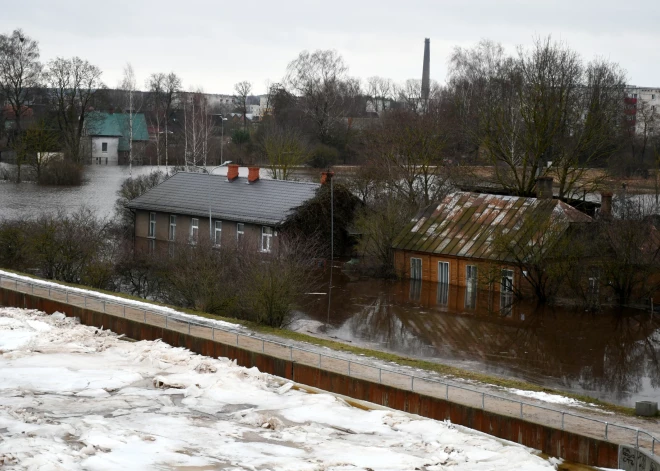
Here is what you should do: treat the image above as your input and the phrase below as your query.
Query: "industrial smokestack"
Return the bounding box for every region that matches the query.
[422,38,430,101]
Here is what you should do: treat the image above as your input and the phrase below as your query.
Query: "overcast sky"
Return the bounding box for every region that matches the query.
[3,0,658,95]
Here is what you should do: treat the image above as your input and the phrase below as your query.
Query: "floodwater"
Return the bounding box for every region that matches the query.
[2,162,659,407]
[0,163,161,219]
[301,271,660,407]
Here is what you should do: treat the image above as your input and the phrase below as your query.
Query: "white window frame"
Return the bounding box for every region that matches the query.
[410,257,422,280]
[190,218,199,244]
[214,220,222,247]
[466,265,477,285]
[261,226,273,253]
[236,223,244,244]
[438,261,450,284]
[148,212,156,238]
[501,269,514,293]
[169,215,176,241]
[101,142,108,153]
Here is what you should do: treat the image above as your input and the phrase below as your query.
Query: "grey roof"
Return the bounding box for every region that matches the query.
[126,172,320,226]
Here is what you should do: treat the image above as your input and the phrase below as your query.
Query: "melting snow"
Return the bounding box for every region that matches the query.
[0,307,556,470]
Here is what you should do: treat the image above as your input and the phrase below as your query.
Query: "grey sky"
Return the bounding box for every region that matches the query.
[3,0,658,94]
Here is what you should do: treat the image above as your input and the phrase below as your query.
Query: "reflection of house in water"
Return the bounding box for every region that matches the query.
[301,270,660,405]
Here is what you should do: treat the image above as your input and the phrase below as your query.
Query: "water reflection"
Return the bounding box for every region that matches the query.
[302,272,660,407]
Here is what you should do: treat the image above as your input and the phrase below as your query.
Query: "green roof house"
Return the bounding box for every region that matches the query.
[84,111,149,165]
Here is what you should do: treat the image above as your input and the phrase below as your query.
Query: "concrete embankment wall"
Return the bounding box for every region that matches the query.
[0,286,620,468]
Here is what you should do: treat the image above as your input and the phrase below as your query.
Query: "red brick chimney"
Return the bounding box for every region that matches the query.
[600,191,613,219]
[536,177,553,199]
[247,167,260,183]
[321,171,334,185]
[227,164,239,181]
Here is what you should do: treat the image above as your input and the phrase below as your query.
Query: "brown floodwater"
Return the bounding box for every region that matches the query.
[298,269,660,407]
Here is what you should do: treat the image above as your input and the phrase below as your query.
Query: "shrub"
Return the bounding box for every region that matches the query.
[38,159,85,186]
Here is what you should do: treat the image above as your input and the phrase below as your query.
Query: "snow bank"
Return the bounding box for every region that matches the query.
[0,307,556,470]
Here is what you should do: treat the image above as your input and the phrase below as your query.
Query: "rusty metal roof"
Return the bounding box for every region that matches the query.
[393,192,592,261]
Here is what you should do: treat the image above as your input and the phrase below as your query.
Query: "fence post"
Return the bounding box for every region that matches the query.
[348,360,351,376]
[605,422,608,440]
[262,340,265,353]
[144,310,146,322]
[411,376,414,391]
[165,316,168,328]
[290,346,293,361]
[236,333,239,346]
[379,368,382,383]
[123,305,126,318]
[520,402,523,419]
[637,429,640,449]
[319,354,321,368]
[66,290,68,303]
[103,301,106,313]
[561,412,565,430]
[188,322,190,335]
[84,296,87,309]
[653,437,655,455]
[482,393,485,410]
[446,384,449,400]
[212,328,215,341]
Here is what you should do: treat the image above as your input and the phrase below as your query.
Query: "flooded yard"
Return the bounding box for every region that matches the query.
[300,270,660,407]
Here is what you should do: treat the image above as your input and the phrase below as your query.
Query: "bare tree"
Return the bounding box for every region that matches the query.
[365,76,394,114]
[365,109,449,206]
[119,63,142,175]
[0,29,41,135]
[284,49,349,143]
[21,119,60,182]
[448,37,626,198]
[146,72,181,168]
[259,125,307,180]
[233,80,252,130]
[182,90,214,168]
[46,57,104,163]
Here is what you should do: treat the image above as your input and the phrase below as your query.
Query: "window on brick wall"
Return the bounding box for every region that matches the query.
[438,261,449,284]
[214,220,222,247]
[148,212,156,238]
[190,218,199,244]
[236,223,244,244]
[410,258,422,280]
[261,226,273,252]
[169,215,176,241]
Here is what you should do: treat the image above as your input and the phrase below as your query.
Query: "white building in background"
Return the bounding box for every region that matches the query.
[626,86,660,136]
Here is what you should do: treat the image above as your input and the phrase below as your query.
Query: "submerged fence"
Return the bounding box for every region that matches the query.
[1,272,658,455]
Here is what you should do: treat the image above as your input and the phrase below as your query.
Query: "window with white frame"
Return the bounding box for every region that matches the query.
[261,226,273,252]
[438,261,449,284]
[148,212,156,238]
[501,269,514,293]
[190,218,199,244]
[410,258,422,280]
[236,223,244,244]
[214,220,222,246]
[466,265,477,285]
[169,215,176,241]
[101,142,108,153]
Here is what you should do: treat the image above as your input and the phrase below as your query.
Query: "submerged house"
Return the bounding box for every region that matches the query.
[126,165,321,253]
[392,190,592,292]
[83,111,149,165]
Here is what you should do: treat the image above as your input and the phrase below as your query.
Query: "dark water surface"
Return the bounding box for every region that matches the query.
[301,271,660,407]
[2,163,659,407]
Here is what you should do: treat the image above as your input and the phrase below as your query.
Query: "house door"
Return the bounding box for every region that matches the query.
[410,258,422,280]
[438,261,450,284]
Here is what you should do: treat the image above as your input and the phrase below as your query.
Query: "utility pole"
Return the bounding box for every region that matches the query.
[326,172,334,330]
